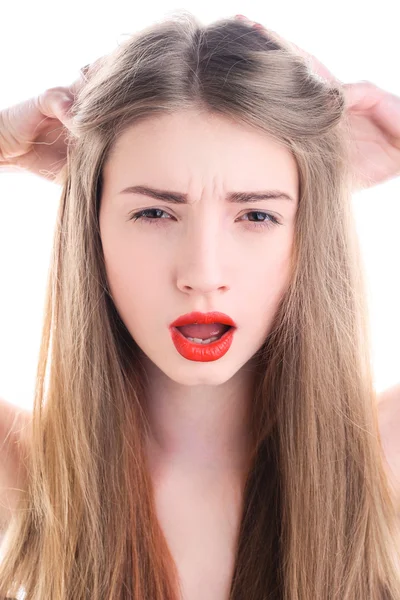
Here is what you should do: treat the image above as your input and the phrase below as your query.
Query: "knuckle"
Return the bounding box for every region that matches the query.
[46,86,68,95]
[360,79,376,89]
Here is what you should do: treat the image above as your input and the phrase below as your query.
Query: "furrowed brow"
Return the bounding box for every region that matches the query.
[118,185,294,204]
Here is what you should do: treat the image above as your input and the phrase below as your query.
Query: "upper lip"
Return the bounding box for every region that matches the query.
[170,311,237,329]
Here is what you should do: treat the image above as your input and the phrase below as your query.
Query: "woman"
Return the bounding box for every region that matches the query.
[0,11,400,599]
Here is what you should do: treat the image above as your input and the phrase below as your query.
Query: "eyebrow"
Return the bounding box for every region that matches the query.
[118,185,295,204]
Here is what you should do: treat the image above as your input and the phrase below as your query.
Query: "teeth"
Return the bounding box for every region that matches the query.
[185,335,220,344]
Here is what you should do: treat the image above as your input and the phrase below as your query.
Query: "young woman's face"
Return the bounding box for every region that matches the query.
[99,110,299,385]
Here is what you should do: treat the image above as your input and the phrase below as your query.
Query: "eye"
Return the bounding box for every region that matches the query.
[127,208,282,230]
[127,208,172,228]
[238,210,282,230]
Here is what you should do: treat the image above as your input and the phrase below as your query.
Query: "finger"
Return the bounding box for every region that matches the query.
[67,71,87,98]
[268,30,342,85]
[343,82,400,150]
[376,94,400,147]
[79,63,91,82]
[233,16,340,85]
[67,57,104,98]
[36,89,74,125]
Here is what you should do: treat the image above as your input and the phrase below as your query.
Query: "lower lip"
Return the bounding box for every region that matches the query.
[169,326,236,362]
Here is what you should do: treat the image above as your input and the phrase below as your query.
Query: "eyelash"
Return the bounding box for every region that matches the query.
[127,208,282,231]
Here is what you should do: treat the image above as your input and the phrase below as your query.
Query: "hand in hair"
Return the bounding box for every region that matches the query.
[234,15,400,193]
[0,62,99,182]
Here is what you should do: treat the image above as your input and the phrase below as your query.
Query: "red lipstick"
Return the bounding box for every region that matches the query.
[169,311,237,362]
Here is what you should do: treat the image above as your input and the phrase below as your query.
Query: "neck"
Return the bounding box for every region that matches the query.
[140,353,257,477]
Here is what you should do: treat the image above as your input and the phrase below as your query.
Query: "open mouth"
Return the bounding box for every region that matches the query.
[170,320,236,361]
[175,323,232,345]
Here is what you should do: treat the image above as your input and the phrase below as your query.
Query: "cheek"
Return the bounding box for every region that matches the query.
[243,264,290,326]
[102,239,169,332]
[240,249,293,348]
[244,237,293,297]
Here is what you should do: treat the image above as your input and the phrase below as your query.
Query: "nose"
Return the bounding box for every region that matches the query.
[176,222,231,296]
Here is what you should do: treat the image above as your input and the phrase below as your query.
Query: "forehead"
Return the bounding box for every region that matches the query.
[103,110,299,199]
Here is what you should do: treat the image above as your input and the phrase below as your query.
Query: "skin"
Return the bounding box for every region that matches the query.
[1,102,398,596]
[1,22,399,593]
[99,109,299,597]
[99,108,299,478]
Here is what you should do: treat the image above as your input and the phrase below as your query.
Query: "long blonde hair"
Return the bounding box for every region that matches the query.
[1,11,399,599]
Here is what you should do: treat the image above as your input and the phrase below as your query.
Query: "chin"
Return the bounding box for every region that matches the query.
[164,360,240,387]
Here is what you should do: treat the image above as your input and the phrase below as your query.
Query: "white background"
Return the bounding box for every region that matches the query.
[0,1,399,412]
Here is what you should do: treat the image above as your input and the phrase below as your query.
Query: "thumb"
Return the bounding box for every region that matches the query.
[36,88,75,128]
[57,95,75,127]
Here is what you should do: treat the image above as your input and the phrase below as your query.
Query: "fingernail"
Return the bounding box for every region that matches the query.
[61,92,74,102]
[253,23,266,31]
[234,15,249,21]
[80,64,91,81]
[60,94,74,112]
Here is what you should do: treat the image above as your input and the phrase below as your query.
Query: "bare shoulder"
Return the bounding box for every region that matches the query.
[377,382,400,509]
[377,382,400,424]
[378,381,400,404]
[0,396,32,447]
